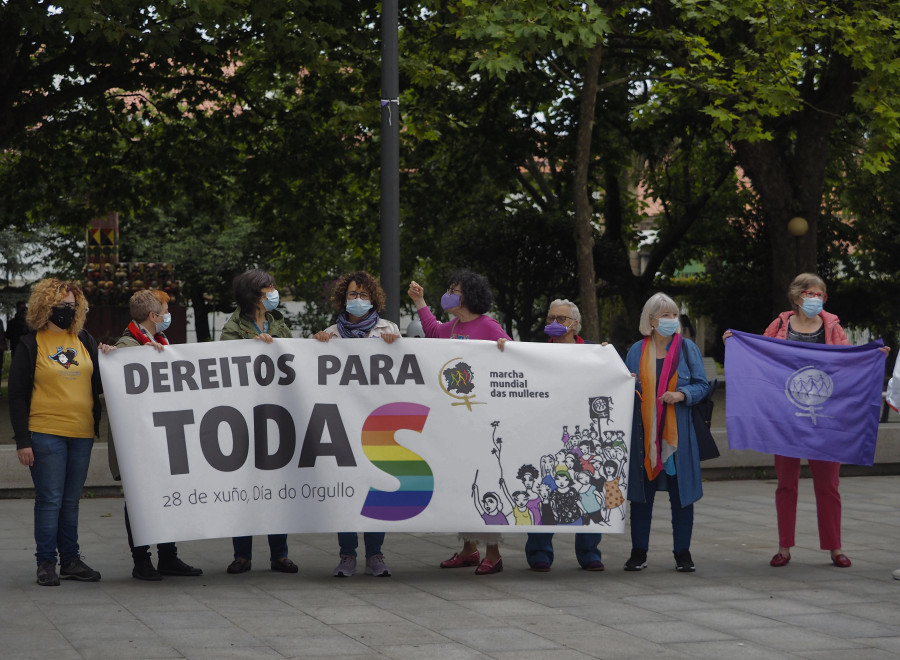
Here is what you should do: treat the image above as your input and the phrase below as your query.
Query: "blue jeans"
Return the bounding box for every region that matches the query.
[29,433,94,564]
[232,535,288,561]
[337,532,385,558]
[630,474,694,553]
[525,532,603,568]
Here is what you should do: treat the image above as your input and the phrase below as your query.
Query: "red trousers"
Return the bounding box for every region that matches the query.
[774,455,841,550]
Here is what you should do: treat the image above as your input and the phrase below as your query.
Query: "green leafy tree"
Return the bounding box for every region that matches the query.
[646,0,900,314]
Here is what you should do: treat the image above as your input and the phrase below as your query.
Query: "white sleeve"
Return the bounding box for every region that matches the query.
[887,353,900,411]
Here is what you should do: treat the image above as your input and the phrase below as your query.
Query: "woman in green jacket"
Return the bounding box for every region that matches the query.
[221,269,297,575]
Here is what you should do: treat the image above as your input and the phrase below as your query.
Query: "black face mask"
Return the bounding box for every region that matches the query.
[50,305,76,330]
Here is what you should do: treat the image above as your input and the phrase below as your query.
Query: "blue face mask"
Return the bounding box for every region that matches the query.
[801,297,823,318]
[263,289,279,311]
[346,298,373,318]
[544,322,569,338]
[441,292,461,311]
[156,312,172,333]
[655,318,680,337]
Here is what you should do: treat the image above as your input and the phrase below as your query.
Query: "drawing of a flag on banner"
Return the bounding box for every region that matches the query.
[724,330,885,466]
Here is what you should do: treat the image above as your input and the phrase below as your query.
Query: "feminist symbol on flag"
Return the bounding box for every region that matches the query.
[784,366,834,425]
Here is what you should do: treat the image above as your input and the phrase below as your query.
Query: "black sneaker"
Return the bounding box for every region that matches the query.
[157,556,203,577]
[674,548,695,572]
[132,558,163,581]
[59,557,101,582]
[624,549,648,572]
[36,559,60,586]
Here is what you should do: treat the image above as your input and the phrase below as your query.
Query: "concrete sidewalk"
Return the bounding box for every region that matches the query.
[2,476,900,659]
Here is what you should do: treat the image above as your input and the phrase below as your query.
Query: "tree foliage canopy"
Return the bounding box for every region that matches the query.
[2,0,900,349]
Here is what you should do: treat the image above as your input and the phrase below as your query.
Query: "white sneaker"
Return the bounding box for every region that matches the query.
[893,568,900,580]
[333,555,356,577]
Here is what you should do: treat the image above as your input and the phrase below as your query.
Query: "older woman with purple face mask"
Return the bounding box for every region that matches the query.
[525,299,605,572]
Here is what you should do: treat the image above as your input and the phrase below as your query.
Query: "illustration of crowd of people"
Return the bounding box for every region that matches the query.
[7,269,898,585]
[471,420,628,531]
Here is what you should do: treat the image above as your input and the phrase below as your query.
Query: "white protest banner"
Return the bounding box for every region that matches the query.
[100,338,634,545]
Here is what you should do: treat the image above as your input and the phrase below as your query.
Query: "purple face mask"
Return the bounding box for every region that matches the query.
[441,292,461,311]
[544,322,569,338]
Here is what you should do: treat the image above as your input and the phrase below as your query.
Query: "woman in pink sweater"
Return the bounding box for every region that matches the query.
[408,270,510,574]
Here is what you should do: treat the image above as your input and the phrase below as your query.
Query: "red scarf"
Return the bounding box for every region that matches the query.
[127,321,169,346]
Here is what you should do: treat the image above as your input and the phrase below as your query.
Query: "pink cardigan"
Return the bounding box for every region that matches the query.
[763,310,849,346]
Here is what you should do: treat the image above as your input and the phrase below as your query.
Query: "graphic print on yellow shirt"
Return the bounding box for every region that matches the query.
[29,329,94,439]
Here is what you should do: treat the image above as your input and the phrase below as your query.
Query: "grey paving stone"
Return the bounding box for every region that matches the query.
[780,612,900,639]
[378,644,493,660]
[0,631,84,660]
[4,475,900,659]
[438,626,563,652]
[796,649,899,660]
[673,606,787,632]
[737,625,864,652]
[610,620,735,644]
[332,620,451,646]
[669,640,795,659]
[266,632,383,656]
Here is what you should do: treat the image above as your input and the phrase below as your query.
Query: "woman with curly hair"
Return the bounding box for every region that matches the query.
[408,269,510,574]
[314,271,400,578]
[9,278,115,586]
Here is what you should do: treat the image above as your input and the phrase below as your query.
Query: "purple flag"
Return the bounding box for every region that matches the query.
[724,330,885,465]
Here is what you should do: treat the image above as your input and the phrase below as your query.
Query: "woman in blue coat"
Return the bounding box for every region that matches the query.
[624,293,709,572]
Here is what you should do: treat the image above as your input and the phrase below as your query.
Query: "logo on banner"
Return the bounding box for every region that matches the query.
[439,358,485,411]
[785,366,834,424]
[589,396,613,425]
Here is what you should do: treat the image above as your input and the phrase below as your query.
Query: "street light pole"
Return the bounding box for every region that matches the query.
[380,0,401,324]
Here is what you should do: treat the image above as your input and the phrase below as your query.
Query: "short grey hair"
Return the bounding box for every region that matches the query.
[548,298,581,334]
[638,293,680,336]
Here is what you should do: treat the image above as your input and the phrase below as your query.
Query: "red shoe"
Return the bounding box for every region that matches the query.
[769,553,791,567]
[832,554,851,568]
[440,551,480,568]
[474,557,503,575]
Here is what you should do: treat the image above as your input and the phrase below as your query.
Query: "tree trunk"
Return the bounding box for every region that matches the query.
[192,293,211,342]
[735,56,857,316]
[573,43,604,342]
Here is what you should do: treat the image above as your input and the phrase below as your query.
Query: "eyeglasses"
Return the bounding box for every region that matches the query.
[801,290,826,299]
[446,287,462,295]
[546,315,572,324]
[347,291,371,300]
[57,302,78,309]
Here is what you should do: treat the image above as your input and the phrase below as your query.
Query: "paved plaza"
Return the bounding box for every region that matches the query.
[1,475,900,659]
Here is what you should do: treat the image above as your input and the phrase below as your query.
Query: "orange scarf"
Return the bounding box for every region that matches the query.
[638,335,680,479]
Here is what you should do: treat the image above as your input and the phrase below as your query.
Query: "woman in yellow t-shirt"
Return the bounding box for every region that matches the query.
[9,279,113,586]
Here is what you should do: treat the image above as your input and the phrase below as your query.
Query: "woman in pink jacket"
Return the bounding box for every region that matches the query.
[762,273,851,568]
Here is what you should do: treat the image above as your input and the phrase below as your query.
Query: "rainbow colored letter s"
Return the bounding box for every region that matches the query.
[360,402,434,521]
